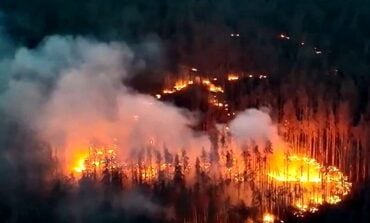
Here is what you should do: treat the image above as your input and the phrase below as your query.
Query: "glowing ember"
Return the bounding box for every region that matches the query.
[228,74,239,81]
[259,74,268,79]
[161,76,224,95]
[202,79,211,85]
[174,80,188,91]
[163,89,175,94]
[279,33,290,40]
[201,78,224,93]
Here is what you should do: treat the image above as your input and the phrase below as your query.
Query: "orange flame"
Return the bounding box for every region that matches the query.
[228,74,239,81]
[268,154,351,213]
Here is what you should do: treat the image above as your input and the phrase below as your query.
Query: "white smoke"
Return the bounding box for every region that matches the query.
[230,109,278,142]
[229,108,284,154]
[0,34,283,173]
[0,35,210,169]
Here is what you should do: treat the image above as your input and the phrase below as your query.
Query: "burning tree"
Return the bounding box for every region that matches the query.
[68,127,351,223]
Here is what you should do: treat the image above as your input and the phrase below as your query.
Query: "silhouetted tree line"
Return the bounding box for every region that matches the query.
[1,113,367,223]
[220,71,370,184]
[0,115,254,223]
[1,0,370,222]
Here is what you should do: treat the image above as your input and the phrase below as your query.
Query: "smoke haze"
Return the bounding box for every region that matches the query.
[0,35,211,171]
[0,1,369,222]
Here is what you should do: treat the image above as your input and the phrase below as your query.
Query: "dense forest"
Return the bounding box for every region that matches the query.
[0,0,370,223]
[1,0,370,75]
[226,71,370,184]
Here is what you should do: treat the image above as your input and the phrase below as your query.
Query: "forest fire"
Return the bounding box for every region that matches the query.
[2,1,370,223]
[228,74,240,81]
[73,145,120,176]
[114,70,356,222]
[263,213,275,223]
[162,75,224,95]
[268,154,351,215]
[70,136,351,221]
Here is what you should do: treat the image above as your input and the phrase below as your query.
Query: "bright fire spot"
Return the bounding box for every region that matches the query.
[259,75,268,79]
[279,33,290,40]
[163,89,175,94]
[72,146,120,175]
[263,213,275,223]
[74,158,86,173]
[202,78,224,93]
[268,155,351,213]
[228,74,239,81]
[155,94,161,99]
[162,76,224,95]
[209,85,224,93]
[202,79,210,85]
[174,80,189,91]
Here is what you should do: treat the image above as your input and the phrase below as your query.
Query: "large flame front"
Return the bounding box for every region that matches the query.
[70,142,351,218]
[72,145,120,177]
[268,154,351,215]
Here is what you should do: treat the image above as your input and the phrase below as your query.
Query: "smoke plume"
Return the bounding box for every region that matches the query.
[229,108,284,153]
[0,35,209,171]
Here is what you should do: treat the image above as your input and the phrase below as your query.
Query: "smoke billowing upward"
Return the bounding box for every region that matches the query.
[0,32,286,222]
[0,1,369,223]
[0,35,211,171]
[229,109,279,146]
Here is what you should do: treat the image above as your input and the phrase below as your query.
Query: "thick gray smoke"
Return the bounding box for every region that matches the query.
[0,34,210,222]
[0,35,209,171]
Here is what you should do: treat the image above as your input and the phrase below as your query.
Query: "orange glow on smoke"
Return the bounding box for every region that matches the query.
[72,145,120,175]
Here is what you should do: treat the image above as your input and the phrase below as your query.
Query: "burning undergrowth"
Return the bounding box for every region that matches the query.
[0,35,207,222]
[0,35,351,223]
[0,35,209,170]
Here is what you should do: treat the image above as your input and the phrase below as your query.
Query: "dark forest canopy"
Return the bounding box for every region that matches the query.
[1,1,370,223]
[1,0,370,77]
